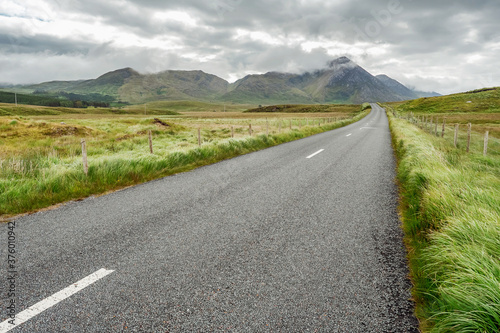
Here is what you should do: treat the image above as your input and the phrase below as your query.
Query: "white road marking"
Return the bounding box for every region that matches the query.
[306,149,325,159]
[360,127,377,130]
[0,269,114,332]
[346,133,352,137]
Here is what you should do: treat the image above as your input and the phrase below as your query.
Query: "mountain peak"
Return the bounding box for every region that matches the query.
[97,67,140,79]
[328,56,354,68]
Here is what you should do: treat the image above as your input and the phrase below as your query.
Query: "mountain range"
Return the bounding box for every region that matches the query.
[18,57,440,105]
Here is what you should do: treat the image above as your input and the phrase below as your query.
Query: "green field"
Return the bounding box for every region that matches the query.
[385,88,500,332]
[0,102,368,218]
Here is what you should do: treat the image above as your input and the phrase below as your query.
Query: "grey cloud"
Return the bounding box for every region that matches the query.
[1,0,499,93]
[0,33,95,55]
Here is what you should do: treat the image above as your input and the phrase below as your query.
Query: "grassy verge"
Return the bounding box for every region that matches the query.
[387,110,500,332]
[0,107,369,218]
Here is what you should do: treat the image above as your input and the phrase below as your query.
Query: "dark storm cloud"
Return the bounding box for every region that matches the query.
[0,33,95,55]
[0,0,499,93]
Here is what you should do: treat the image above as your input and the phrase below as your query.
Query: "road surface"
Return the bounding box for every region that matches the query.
[1,104,419,332]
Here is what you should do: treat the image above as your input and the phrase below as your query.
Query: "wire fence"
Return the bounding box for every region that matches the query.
[0,116,352,178]
[391,110,500,156]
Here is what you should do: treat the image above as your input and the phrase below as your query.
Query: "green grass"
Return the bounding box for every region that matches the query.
[392,87,500,114]
[130,100,257,113]
[0,106,368,218]
[387,105,500,332]
[0,102,181,116]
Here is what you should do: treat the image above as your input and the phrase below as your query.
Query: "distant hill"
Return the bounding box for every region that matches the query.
[26,68,141,102]
[395,87,500,114]
[6,57,441,105]
[412,90,442,98]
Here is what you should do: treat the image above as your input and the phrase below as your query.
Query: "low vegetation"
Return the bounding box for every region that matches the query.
[0,103,368,218]
[385,89,500,333]
[245,103,360,113]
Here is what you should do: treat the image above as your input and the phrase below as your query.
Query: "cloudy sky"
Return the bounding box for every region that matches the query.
[1,0,499,94]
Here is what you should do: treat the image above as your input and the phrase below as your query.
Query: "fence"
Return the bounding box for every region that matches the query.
[394,111,499,157]
[75,116,348,175]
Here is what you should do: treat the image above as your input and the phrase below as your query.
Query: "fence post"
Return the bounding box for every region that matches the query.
[249,124,252,136]
[81,139,88,176]
[279,120,281,133]
[231,126,234,138]
[442,118,446,138]
[289,119,292,130]
[454,124,459,148]
[266,119,269,136]
[198,128,201,147]
[430,117,433,133]
[484,131,489,156]
[467,123,471,153]
[148,130,153,154]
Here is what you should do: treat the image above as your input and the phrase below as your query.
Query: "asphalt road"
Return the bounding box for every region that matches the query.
[1,104,419,332]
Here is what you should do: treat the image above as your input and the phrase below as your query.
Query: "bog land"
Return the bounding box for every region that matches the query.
[0,101,367,217]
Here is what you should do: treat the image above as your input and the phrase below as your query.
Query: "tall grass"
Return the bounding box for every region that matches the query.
[1,111,369,217]
[388,113,500,332]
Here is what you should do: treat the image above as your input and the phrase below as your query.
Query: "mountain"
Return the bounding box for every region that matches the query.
[223,72,313,104]
[11,57,435,105]
[300,57,415,103]
[119,70,229,104]
[224,57,419,104]
[375,74,419,99]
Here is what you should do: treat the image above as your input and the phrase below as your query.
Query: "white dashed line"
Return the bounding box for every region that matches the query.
[346,133,352,137]
[0,269,115,332]
[306,149,325,159]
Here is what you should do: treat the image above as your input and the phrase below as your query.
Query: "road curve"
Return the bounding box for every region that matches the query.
[1,104,419,332]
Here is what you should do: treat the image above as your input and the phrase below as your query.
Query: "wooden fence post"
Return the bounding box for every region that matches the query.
[148,130,153,154]
[266,119,269,136]
[231,126,234,138]
[249,124,252,136]
[430,117,433,133]
[442,118,446,137]
[279,120,281,133]
[198,128,201,147]
[454,124,459,148]
[467,123,471,153]
[484,131,489,156]
[289,119,292,130]
[81,139,88,176]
